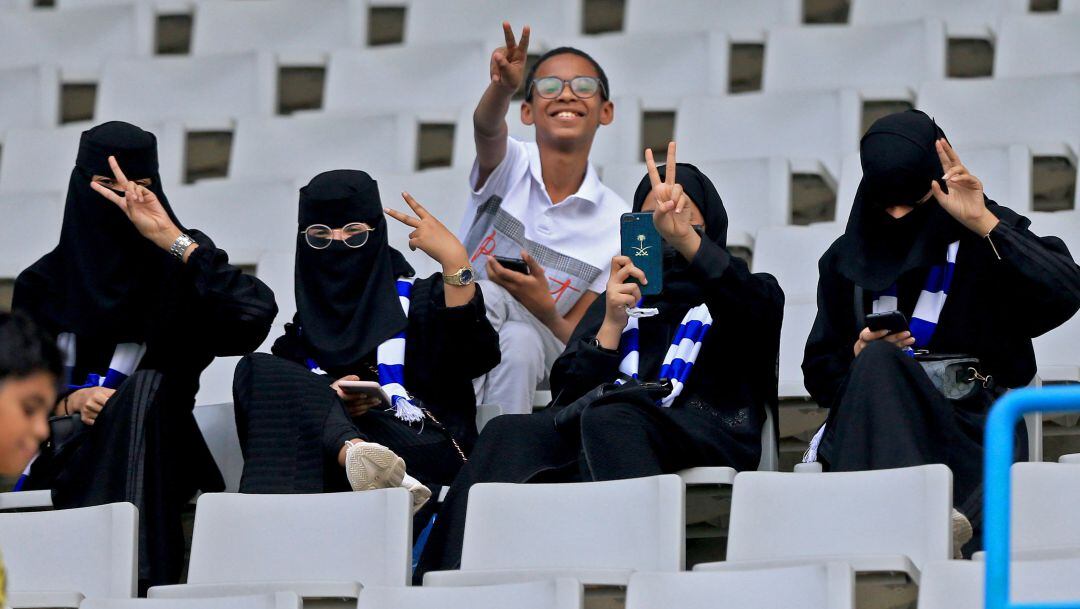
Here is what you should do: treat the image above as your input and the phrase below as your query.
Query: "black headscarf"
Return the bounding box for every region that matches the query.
[14,121,180,342]
[631,162,729,314]
[835,110,965,291]
[293,170,414,370]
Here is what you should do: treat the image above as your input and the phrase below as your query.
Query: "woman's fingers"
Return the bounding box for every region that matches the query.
[401,191,429,219]
[90,181,127,209]
[108,155,129,186]
[664,141,676,186]
[670,184,685,214]
[941,138,962,165]
[645,147,662,188]
[384,208,421,228]
[625,263,647,284]
[859,327,889,342]
[935,139,952,172]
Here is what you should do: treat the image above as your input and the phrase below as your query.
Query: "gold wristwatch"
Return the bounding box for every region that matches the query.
[443,265,476,286]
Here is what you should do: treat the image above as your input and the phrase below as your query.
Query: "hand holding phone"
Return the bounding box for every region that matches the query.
[620,212,663,296]
[335,381,390,408]
[493,255,530,275]
[865,310,910,335]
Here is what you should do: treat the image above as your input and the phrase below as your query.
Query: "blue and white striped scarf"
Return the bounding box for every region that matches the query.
[15,333,147,490]
[803,241,960,463]
[615,303,713,408]
[307,277,424,424]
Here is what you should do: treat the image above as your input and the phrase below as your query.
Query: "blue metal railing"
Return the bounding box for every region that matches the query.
[984,385,1080,609]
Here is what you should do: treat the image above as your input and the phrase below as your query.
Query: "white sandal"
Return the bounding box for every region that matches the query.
[344,441,405,492]
[952,508,973,558]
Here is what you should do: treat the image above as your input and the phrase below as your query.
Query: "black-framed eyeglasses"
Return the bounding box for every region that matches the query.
[530,75,606,100]
[300,223,373,249]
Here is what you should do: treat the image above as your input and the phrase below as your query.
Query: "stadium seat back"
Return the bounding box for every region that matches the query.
[186,490,412,586]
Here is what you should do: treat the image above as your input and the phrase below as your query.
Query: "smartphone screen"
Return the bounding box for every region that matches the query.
[620,213,663,296]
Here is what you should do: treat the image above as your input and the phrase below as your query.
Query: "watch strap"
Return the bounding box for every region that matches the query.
[169,233,195,260]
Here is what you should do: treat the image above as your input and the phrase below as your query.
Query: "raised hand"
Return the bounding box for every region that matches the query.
[90,156,183,252]
[385,192,468,269]
[490,21,531,94]
[645,142,700,257]
[930,138,999,236]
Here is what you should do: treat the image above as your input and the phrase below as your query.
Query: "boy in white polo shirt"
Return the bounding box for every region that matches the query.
[460,22,628,415]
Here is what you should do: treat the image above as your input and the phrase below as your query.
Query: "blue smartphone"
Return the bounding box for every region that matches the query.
[620,212,663,296]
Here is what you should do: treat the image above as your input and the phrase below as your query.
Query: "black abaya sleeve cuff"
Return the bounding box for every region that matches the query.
[689,237,732,280]
[181,230,221,273]
[432,283,489,325]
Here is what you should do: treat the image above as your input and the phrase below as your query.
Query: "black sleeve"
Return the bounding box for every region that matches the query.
[988,212,1080,337]
[802,251,857,410]
[413,276,501,381]
[181,230,278,355]
[549,297,620,406]
[689,238,785,329]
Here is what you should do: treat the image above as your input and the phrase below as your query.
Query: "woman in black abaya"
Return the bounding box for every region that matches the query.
[232,170,499,515]
[414,143,784,580]
[14,121,278,588]
[802,110,1080,554]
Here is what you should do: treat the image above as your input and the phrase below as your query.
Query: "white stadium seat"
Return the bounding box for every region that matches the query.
[834,144,1034,223]
[191,0,365,55]
[193,399,244,492]
[402,0,581,47]
[627,564,855,609]
[751,223,842,304]
[601,158,793,251]
[995,14,1080,78]
[624,0,802,39]
[0,65,60,132]
[1028,211,1080,382]
[675,90,863,177]
[1061,454,1080,464]
[168,179,297,264]
[374,168,472,277]
[358,579,584,609]
[81,593,302,609]
[695,465,952,582]
[228,113,415,182]
[0,191,64,279]
[560,31,728,101]
[763,19,946,98]
[1006,462,1080,558]
[95,52,277,124]
[424,475,685,587]
[149,490,413,603]
[778,302,818,400]
[0,4,151,72]
[0,503,138,609]
[916,75,1080,153]
[323,42,488,115]
[850,0,1027,37]
[919,558,1080,609]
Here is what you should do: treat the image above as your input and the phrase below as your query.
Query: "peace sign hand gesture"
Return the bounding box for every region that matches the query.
[930,138,999,236]
[90,155,183,252]
[385,192,469,269]
[490,21,531,94]
[645,142,700,258]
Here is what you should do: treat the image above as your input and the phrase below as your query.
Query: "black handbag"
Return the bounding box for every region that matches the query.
[552,379,673,434]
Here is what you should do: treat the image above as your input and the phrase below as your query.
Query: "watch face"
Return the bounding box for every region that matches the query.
[459,268,474,284]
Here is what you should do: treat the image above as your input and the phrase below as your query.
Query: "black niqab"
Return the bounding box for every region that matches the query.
[293,170,414,370]
[835,110,965,291]
[14,121,180,342]
[631,162,729,316]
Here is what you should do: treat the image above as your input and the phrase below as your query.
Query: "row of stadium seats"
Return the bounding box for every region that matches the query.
[2,15,1078,132]
[2,73,1077,195]
[4,462,1080,607]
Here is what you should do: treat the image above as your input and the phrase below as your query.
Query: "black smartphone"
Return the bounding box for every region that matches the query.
[866,310,910,335]
[493,255,530,275]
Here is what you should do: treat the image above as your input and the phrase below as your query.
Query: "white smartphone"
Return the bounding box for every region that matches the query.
[336,380,391,407]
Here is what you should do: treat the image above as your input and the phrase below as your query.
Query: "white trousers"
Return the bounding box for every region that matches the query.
[474,280,566,415]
